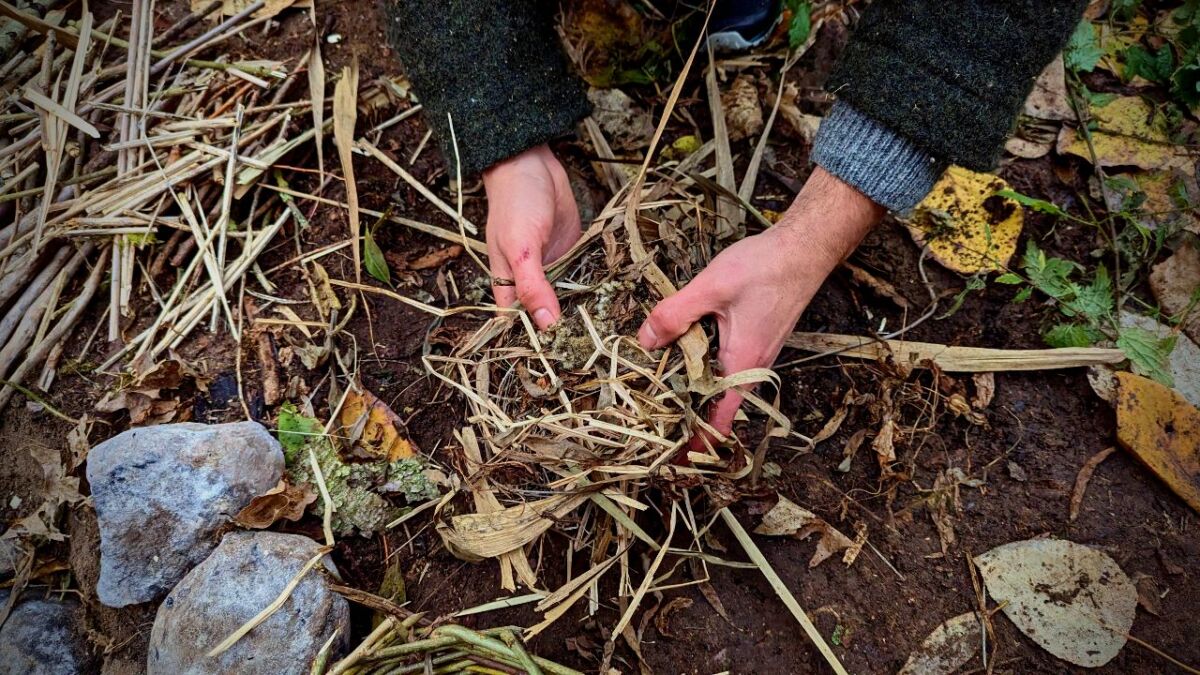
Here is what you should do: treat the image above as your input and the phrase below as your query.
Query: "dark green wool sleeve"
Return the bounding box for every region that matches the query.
[827,0,1086,171]
[381,1,590,176]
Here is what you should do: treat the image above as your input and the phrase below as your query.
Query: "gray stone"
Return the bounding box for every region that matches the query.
[0,590,96,675]
[86,422,284,607]
[148,531,349,675]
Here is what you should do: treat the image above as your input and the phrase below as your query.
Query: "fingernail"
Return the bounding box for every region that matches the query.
[533,308,554,329]
[638,323,659,350]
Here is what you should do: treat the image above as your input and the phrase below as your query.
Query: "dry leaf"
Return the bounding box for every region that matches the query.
[1087,365,1119,403]
[307,44,325,176]
[333,62,361,282]
[1057,96,1189,171]
[339,387,416,461]
[970,373,995,409]
[1132,573,1162,616]
[754,495,854,568]
[653,597,693,638]
[1115,372,1200,512]
[907,166,1023,274]
[1022,54,1072,121]
[898,612,982,675]
[586,87,654,152]
[722,74,762,142]
[872,417,897,469]
[1150,241,1200,344]
[1069,446,1117,522]
[975,539,1136,667]
[1103,169,1200,235]
[777,81,820,142]
[409,245,463,270]
[310,261,342,317]
[234,480,317,529]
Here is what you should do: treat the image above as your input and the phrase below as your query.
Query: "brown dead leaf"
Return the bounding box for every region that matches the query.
[1069,446,1117,522]
[811,390,854,445]
[653,597,693,638]
[340,386,416,461]
[1132,573,1162,616]
[1114,372,1200,512]
[754,495,854,568]
[1150,241,1200,344]
[586,87,654,152]
[836,428,867,473]
[1022,54,1072,121]
[234,480,317,529]
[409,245,463,270]
[722,74,762,142]
[698,580,732,624]
[971,373,996,409]
[872,417,897,470]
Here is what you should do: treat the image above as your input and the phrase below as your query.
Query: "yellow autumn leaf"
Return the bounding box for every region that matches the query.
[340,387,415,461]
[1056,96,1186,171]
[907,166,1023,274]
[1115,371,1200,512]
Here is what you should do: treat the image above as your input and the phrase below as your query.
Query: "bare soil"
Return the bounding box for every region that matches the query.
[2,1,1197,674]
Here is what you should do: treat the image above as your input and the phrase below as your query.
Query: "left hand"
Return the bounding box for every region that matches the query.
[636,166,885,439]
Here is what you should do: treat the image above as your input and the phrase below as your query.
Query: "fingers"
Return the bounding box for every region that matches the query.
[637,279,717,351]
[706,327,764,438]
[488,238,518,308]
[509,242,561,330]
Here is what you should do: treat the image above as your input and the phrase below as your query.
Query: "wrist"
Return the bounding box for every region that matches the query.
[774,166,884,271]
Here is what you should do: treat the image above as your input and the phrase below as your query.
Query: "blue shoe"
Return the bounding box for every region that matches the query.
[708,0,783,51]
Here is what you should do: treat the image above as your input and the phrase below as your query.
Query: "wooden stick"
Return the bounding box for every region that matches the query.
[783,332,1126,372]
[2,244,104,408]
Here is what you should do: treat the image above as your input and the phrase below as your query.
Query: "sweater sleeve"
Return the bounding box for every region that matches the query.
[381,0,590,176]
[825,0,1086,172]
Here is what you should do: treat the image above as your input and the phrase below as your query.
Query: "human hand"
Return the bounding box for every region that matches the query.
[637,166,885,439]
[482,144,582,329]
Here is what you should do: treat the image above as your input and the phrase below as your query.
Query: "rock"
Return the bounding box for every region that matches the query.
[0,590,96,675]
[87,422,284,607]
[148,531,349,675]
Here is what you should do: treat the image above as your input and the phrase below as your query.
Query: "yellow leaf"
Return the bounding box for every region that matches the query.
[339,387,414,461]
[907,166,1023,274]
[1056,96,1187,171]
[1115,371,1200,512]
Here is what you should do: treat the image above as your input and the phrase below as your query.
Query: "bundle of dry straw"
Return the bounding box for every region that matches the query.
[0,0,412,413]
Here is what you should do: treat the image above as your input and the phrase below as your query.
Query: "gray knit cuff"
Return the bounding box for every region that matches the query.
[811,102,948,214]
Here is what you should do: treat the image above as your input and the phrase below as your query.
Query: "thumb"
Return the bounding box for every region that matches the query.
[509,242,561,330]
[638,278,716,351]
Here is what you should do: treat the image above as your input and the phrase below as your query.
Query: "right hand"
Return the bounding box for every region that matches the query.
[482,144,581,329]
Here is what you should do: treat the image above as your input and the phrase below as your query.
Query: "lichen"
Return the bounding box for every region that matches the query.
[277,403,438,537]
[544,279,635,371]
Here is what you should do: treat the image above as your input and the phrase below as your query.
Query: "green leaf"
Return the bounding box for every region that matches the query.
[1123,45,1174,84]
[277,402,324,459]
[937,275,987,319]
[1021,240,1078,300]
[1065,21,1104,73]
[1065,266,1115,321]
[363,228,390,284]
[1044,323,1104,348]
[1117,326,1177,386]
[1013,286,1034,303]
[785,0,811,49]
[1171,60,1200,109]
[995,273,1023,284]
[995,189,1067,218]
